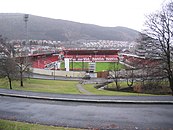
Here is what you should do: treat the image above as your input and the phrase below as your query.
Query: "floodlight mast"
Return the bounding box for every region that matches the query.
[24,14,29,55]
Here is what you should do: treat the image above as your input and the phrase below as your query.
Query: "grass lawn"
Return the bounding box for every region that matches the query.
[95,62,125,72]
[0,78,164,96]
[83,84,154,96]
[0,78,80,94]
[0,119,83,130]
[61,62,89,70]
[0,78,156,96]
[107,81,135,89]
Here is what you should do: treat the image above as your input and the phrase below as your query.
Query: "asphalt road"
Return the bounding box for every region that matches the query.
[0,96,173,130]
[29,73,108,83]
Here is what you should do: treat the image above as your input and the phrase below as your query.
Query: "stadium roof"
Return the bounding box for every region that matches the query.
[63,49,119,55]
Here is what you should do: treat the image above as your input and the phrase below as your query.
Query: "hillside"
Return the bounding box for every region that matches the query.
[0,13,140,41]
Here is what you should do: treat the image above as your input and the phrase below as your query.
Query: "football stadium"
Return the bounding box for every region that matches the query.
[29,48,125,78]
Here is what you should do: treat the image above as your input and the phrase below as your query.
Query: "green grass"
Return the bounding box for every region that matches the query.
[0,119,83,130]
[0,78,80,94]
[61,62,88,70]
[0,78,156,96]
[107,81,136,89]
[95,62,125,72]
[83,84,154,96]
[61,62,125,72]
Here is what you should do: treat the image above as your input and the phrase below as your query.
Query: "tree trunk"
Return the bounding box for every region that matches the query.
[127,78,134,88]
[168,77,173,96]
[115,78,120,90]
[8,78,12,89]
[127,69,134,88]
[21,79,23,87]
[20,71,23,87]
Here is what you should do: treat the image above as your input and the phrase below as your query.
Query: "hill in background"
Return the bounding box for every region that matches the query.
[0,13,140,41]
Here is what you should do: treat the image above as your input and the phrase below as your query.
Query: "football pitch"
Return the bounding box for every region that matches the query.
[61,62,125,72]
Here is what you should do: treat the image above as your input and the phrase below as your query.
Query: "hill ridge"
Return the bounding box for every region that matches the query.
[0,13,140,41]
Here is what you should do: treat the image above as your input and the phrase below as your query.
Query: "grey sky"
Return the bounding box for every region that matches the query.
[0,0,165,31]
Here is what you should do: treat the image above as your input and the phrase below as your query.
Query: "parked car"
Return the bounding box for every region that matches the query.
[82,74,91,80]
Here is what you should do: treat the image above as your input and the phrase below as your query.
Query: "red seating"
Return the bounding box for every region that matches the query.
[123,55,160,68]
[32,55,59,69]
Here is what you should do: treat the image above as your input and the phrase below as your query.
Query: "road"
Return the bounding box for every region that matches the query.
[28,73,82,81]
[28,73,107,83]
[0,96,173,129]
[28,73,163,84]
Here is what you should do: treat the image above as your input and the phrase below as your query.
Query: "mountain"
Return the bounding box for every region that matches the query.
[0,13,140,41]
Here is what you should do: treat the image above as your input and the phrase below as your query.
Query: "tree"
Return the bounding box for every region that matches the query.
[0,57,19,89]
[109,59,120,90]
[143,1,173,95]
[16,57,31,87]
[0,35,19,89]
[0,35,31,87]
[125,68,134,88]
[0,35,15,57]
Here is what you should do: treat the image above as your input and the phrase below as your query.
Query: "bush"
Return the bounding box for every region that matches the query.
[134,80,172,95]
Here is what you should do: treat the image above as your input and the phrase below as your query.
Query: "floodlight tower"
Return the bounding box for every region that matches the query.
[24,14,29,54]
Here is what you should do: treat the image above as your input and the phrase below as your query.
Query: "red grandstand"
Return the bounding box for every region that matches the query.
[21,49,119,69]
[63,49,119,62]
[28,53,59,69]
[121,53,160,68]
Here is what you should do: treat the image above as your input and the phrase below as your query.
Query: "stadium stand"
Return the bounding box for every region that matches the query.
[32,55,59,69]
[63,49,119,62]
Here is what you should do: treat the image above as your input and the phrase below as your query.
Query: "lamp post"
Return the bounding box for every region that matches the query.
[71,58,73,71]
[82,59,84,71]
[54,63,56,80]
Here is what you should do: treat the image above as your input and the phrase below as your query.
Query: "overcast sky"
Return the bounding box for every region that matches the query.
[0,0,166,31]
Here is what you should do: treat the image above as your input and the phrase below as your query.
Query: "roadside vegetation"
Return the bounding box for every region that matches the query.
[0,78,171,95]
[82,79,171,95]
[0,78,80,94]
[0,119,83,130]
[82,83,154,96]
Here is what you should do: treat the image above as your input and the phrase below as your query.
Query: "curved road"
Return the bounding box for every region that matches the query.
[0,96,173,129]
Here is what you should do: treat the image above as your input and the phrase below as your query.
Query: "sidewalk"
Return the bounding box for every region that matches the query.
[0,88,173,104]
[76,84,93,95]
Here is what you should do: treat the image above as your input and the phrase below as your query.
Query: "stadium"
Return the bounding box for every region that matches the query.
[32,49,119,66]
[25,37,163,79]
[29,45,161,78]
[29,48,123,78]
[63,49,119,62]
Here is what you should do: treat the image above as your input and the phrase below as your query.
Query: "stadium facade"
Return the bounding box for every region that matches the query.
[63,49,119,62]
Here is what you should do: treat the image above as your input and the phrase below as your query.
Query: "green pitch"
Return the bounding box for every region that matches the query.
[95,62,124,72]
[61,62,125,72]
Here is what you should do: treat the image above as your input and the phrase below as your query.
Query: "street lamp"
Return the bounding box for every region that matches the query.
[54,63,56,80]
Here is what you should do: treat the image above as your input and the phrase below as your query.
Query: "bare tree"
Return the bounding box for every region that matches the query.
[16,57,31,87]
[0,35,15,57]
[109,59,120,90]
[143,1,173,95]
[0,57,19,89]
[0,35,19,89]
[126,68,134,88]
[0,35,32,87]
